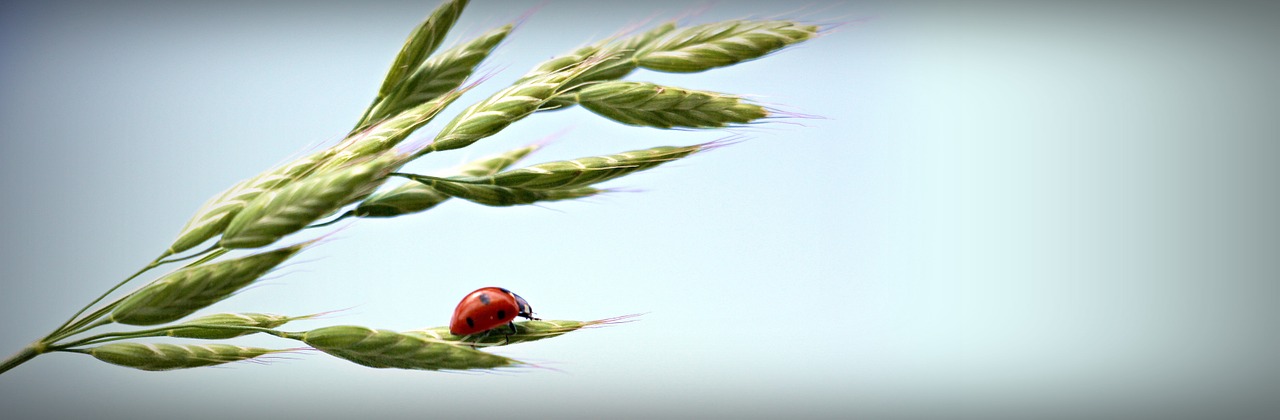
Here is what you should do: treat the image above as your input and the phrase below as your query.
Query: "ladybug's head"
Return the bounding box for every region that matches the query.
[503,289,538,320]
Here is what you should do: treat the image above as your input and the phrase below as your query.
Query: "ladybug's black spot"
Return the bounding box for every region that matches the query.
[477,293,491,305]
[465,317,475,328]
[496,309,506,319]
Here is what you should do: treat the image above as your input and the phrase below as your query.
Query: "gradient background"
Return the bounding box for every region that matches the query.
[2,1,1278,419]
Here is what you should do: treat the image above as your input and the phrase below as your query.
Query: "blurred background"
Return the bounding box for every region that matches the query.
[2,1,1277,419]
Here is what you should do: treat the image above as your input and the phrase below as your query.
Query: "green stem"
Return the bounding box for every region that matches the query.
[49,318,113,345]
[390,172,490,185]
[307,210,355,229]
[0,344,43,375]
[156,244,220,266]
[187,248,230,267]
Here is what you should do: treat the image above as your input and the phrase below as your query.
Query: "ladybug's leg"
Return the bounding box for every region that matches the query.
[501,321,518,345]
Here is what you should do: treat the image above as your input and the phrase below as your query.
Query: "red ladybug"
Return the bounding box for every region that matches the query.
[449,287,539,335]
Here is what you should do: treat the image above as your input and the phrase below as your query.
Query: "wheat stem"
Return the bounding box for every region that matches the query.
[306,211,356,228]
[155,243,222,266]
[0,345,41,375]
[51,319,114,346]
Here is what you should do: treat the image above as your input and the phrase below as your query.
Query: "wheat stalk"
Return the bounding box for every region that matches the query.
[0,0,823,375]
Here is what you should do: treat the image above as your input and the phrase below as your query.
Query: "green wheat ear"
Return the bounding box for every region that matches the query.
[80,343,288,371]
[164,149,331,257]
[291,316,637,370]
[569,81,768,129]
[163,312,318,340]
[408,315,642,347]
[636,20,818,72]
[292,326,519,371]
[415,142,722,191]
[361,24,512,129]
[355,143,541,217]
[110,243,310,326]
[355,0,469,132]
[219,155,403,249]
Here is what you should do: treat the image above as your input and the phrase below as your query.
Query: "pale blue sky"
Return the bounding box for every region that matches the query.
[2,1,1277,419]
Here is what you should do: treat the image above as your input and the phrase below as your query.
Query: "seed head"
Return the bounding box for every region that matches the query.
[355,144,539,217]
[572,81,767,129]
[408,316,638,347]
[86,343,282,371]
[427,58,605,154]
[219,155,401,249]
[368,0,468,109]
[297,326,518,371]
[362,24,511,129]
[164,312,309,340]
[401,176,605,207]
[636,20,818,73]
[110,243,308,326]
[447,143,712,190]
[165,150,331,256]
[314,90,463,175]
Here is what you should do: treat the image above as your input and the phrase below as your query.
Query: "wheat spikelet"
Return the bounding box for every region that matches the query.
[110,243,308,326]
[520,45,602,83]
[580,22,679,82]
[636,20,818,73]
[355,144,539,217]
[295,326,517,371]
[399,175,605,207]
[363,25,511,127]
[571,81,767,128]
[443,143,712,190]
[312,90,464,175]
[355,0,469,131]
[426,58,605,154]
[84,343,283,371]
[163,312,315,340]
[531,22,678,110]
[393,142,716,206]
[165,150,332,256]
[408,316,638,347]
[415,178,604,207]
[219,155,402,249]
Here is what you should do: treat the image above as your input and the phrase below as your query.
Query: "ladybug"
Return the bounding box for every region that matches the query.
[449,287,539,335]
